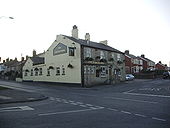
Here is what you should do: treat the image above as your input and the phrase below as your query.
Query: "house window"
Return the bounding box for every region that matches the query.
[31,69,33,76]
[100,66,106,77]
[39,68,42,75]
[100,51,105,59]
[56,67,60,75]
[91,66,95,74]
[35,70,38,76]
[24,71,27,76]
[117,54,121,61]
[62,66,65,75]
[69,47,75,56]
[47,69,50,76]
[85,48,92,58]
[84,66,87,74]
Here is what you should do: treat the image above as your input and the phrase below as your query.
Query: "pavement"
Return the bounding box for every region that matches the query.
[0,87,48,104]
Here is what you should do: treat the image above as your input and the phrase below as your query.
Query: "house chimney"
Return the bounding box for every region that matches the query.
[141,54,145,58]
[72,25,78,39]
[85,33,90,41]
[33,50,36,57]
[125,50,129,55]
[6,58,9,62]
[3,60,5,63]
[21,57,24,61]
[99,40,108,45]
[26,55,29,60]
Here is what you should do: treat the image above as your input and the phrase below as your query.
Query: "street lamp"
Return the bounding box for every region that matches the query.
[0,16,14,19]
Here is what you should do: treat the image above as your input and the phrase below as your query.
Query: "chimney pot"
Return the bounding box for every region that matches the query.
[33,50,36,57]
[72,25,78,39]
[85,33,90,41]
[141,54,145,58]
[21,57,24,61]
[125,50,129,55]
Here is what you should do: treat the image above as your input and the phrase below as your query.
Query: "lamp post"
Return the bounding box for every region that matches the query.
[0,16,14,19]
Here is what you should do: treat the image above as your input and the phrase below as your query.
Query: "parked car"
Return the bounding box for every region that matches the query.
[126,74,135,81]
[163,71,170,79]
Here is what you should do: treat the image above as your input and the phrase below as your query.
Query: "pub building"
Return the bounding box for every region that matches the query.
[23,25,126,87]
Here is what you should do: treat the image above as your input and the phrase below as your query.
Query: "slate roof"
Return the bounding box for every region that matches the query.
[125,54,136,59]
[30,57,45,65]
[64,35,123,54]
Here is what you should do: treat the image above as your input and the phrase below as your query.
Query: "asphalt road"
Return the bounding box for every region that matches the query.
[0,79,170,128]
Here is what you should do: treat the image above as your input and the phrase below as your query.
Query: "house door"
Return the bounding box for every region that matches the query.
[108,67,112,84]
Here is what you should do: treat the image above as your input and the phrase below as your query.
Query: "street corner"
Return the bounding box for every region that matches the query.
[0,88,48,104]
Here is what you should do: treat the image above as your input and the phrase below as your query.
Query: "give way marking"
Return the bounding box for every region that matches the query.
[0,106,34,113]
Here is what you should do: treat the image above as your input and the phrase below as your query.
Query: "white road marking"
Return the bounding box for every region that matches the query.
[19,106,34,110]
[63,101,69,104]
[94,106,105,109]
[124,92,170,98]
[152,117,166,122]
[76,102,83,104]
[70,103,78,105]
[134,113,146,118]
[85,104,93,106]
[38,108,101,116]
[0,106,34,112]
[105,96,158,104]
[71,93,158,104]
[0,95,12,100]
[123,89,135,93]
[79,105,88,107]
[107,108,118,112]
[121,111,132,115]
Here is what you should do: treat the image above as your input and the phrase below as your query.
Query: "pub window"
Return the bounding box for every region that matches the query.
[24,71,27,76]
[85,48,92,58]
[96,66,100,77]
[91,66,95,74]
[56,67,60,75]
[62,67,65,75]
[31,69,33,76]
[69,47,75,56]
[35,70,38,76]
[47,69,50,76]
[100,66,106,77]
[39,68,42,75]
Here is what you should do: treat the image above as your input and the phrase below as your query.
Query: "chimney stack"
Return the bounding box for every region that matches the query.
[141,54,145,58]
[85,33,90,41]
[125,50,129,55]
[3,60,5,63]
[33,50,36,57]
[99,40,108,45]
[6,58,9,62]
[26,55,29,60]
[72,25,78,39]
[21,57,24,61]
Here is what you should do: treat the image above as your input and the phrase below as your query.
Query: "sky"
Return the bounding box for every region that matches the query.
[0,0,170,66]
